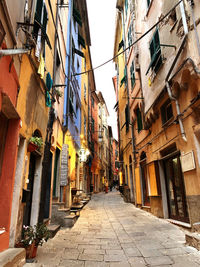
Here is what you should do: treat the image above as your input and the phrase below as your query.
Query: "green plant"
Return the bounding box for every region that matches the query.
[34,223,51,246]
[29,137,43,148]
[55,89,63,98]
[21,225,35,248]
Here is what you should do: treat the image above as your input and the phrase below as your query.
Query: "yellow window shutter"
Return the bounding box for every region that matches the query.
[135,167,142,204]
[148,162,158,196]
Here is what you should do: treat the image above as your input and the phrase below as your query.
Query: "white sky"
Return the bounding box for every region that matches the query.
[87,0,118,140]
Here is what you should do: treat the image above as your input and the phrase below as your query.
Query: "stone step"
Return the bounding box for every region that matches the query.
[0,248,26,267]
[47,224,61,238]
[64,214,78,227]
[71,204,83,210]
[185,232,200,250]
[57,208,70,212]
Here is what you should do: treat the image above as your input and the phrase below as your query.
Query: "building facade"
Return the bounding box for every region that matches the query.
[114,0,200,228]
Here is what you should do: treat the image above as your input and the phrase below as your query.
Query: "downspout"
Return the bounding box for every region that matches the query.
[165,3,188,142]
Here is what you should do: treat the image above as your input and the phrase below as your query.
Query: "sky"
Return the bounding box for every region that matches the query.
[86,0,118,140]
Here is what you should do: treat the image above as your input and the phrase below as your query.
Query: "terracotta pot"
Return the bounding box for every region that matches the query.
[27,142,38,152]
[26,243,38,259]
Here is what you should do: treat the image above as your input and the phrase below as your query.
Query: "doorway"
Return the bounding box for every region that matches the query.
[129,156,135,203]
[44,152,52,219]
[163,154,189,223]
[140,152,150,206]
[23,153,36,226]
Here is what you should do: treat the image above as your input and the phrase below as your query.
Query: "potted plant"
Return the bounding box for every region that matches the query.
[55,89,63,102]
[33,223,51,247]
[16,223,51,259]
[28,137,43,152]
[16,225,35,259]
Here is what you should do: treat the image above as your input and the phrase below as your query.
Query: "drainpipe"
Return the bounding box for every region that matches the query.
[0,48,30,56]
[165,3,189,142]
[166,82,187,142]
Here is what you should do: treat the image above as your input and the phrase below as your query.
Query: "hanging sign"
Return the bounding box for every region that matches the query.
[60,144,69,186]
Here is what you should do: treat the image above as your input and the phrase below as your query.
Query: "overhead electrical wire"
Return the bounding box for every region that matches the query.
[74,0,183,77]
[47,0,183,82]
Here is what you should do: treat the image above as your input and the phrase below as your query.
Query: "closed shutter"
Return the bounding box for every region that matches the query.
[148,162,158,196]
[135,167,142,204]
[34,0,43,36]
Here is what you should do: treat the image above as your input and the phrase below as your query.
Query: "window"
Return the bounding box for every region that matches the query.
[69,86,75,116]
[33,0,51,56]
[56,50,60,68]
[147,0,152,8]
[136,107,143,133]
[98,106,101,117]
[120,67,127,87]
[91,118,95,133]
[125,0,128,16]
[125,104,130,132]
[146,28,162,75]
[91,96,94,108]
[161,99,173,125]
[130,61,135,90]
[128,26,133,49]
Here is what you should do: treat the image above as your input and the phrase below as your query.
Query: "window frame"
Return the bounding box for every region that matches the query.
[136,107,143,133]
[146,28,162,75]
[160,99,173,126]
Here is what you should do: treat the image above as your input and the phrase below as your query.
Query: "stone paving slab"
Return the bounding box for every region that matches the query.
[26,191,200,266]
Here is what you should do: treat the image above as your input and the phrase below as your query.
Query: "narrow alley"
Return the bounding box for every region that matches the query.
[25,191,200,267]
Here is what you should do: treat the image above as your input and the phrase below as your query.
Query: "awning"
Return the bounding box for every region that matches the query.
[73,7,82,27]
[78,33,86,49]
[73,48,85,58]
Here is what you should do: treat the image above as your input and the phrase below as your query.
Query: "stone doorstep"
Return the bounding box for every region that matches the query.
[0,248,26,267]
[57,208,70,212]
[185,233,200,250]
[47,224,61,238]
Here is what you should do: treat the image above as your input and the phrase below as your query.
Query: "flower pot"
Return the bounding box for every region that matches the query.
[26,243,38,259]
[27,142,38,152]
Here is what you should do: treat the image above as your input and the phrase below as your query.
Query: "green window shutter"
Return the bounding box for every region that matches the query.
[125,0,128,15]
[73,47,85,58]
[34,0,43,36]
[78,33,86,49]
[130,61,135,89]
[73,6,82,27]
[146,29,162,75]
[147,0,151,7]
[125,104,130,132]
[118,39,124,51]
[92,118,95,132]
[136,108,143,132]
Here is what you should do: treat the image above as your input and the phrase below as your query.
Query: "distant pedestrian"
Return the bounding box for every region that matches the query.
[110,183,113,191]
[104,178,108,193]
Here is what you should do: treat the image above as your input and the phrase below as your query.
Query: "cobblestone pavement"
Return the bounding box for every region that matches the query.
[25,191,200,267]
